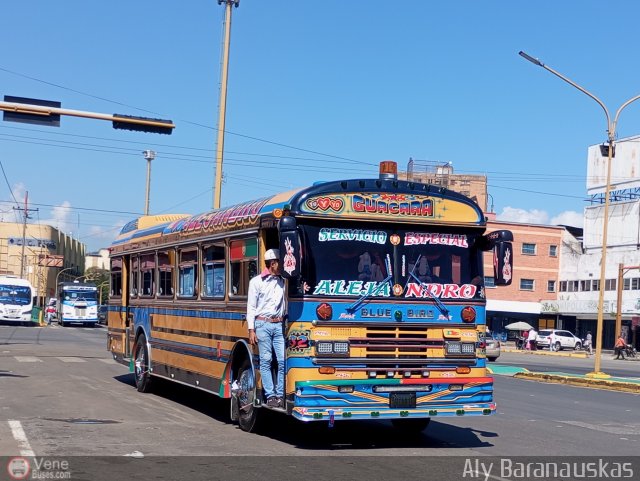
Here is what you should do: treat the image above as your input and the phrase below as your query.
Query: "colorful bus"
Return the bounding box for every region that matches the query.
[0,275,34,323]
[107,161,513,433]
[57,281,99,327]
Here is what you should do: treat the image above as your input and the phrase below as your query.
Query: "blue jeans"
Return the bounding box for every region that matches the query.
[255,320,285,399]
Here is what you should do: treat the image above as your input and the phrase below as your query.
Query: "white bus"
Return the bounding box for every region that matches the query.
[57,281,99,327]
[0,275,34,323]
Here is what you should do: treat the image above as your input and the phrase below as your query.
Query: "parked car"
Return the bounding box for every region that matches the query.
[537,329,582,351]
[485,329,501,361]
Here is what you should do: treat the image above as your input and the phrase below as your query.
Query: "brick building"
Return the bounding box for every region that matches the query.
[483,216,565,335]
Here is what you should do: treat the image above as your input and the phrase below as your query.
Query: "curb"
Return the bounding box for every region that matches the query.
[513,372,640,393]
[502,348,588,359]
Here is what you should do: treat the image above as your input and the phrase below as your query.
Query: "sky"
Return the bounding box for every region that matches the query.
[2,1,640,251]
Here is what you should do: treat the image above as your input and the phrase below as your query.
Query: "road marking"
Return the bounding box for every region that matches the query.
[8,420,35,457]
[57,357,87,363]
[14,356,41,363]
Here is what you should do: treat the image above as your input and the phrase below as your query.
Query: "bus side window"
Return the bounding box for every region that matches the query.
[140,253,156,297]
[110,257,123,297]
[202,243,225,299]
[157,250,174,298]
[229,238,257,298]
[178,248,198,298]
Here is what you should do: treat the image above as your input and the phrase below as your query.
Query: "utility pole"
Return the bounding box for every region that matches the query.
[213,0,240,210]
[143,150,156,215]
[13,191,38,279]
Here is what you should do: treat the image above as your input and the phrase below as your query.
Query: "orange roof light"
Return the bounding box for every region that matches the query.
[379,160,398,180]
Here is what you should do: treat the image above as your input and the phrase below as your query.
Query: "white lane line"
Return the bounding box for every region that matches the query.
[56,357,87,363]
[8,420,35,457]
[14,356,41,362]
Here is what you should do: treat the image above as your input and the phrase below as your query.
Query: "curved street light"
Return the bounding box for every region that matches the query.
[519,51,640,377]
[55,267,75,291]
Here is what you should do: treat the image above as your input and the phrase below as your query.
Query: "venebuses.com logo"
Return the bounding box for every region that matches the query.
[6,457,30,480]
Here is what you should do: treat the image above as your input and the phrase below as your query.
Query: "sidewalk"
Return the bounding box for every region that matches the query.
[501,345,588,358]
[488,363,640,393]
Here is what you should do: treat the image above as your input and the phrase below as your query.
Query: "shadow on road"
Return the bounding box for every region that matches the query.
[113,373,495,450]
[0,370,28,378]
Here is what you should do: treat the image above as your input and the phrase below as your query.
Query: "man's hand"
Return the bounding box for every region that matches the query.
[249,330,258,345]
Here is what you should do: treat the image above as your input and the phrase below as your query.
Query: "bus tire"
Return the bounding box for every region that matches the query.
[134,334,152,393]
[391,418,431,433]
[236,359,261,433]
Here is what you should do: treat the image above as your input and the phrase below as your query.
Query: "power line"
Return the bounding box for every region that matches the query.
[0,160,19,205]
[0,65,372,166]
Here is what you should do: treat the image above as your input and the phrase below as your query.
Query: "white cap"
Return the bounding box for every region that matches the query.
[264,249,280,261]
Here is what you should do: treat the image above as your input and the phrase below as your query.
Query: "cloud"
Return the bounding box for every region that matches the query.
[41,201,73,234]
[550,210,584,228]
[12,182,26,202]
[84,220,127,250]
[496,206,584,229]
[496,207,549,225]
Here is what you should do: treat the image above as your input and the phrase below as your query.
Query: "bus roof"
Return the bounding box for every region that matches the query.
[112,178,485,249]
[0,276,33,287]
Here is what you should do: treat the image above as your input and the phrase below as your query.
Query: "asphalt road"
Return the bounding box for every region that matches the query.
[1,325,640,479]
[494,351,640,378]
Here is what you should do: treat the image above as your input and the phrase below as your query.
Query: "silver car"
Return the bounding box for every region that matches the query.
[485,330,501,361]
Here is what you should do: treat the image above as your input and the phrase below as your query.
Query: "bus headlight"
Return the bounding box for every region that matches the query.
[315,341,350,357]
[445,341,475,357]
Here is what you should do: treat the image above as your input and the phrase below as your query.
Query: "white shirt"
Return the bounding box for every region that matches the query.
[246,271,285,330]
[527,329,538,341]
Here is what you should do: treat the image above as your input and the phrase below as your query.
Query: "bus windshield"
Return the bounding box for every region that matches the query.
[0,285,32,306]
[299,222,484,299]
[62,289,97,302]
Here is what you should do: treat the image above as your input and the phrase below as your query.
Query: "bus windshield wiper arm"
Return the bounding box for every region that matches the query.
[405,254,450,319]
[347,254,393,314]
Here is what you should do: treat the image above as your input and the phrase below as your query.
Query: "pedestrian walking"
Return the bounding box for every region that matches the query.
[584,331,593,355]
[614,334,626,360]
[246,248,286,408]
[527,328,538,351]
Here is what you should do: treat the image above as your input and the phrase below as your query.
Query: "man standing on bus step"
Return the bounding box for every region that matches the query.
[247,249,286,408]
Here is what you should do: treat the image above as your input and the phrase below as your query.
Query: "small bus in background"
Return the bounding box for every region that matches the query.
[57,281,99,327]
[0,275,34,323]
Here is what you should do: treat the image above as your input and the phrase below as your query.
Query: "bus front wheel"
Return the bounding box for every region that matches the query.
[134,334,152,393]
[236,359,261,432]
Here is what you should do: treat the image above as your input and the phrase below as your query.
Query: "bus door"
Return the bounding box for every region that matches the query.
[108,256,132,361]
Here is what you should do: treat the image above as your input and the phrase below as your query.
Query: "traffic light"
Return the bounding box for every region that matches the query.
[112,114,174,135]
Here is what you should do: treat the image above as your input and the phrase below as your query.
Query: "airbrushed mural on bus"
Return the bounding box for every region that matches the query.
[107,161,513,433]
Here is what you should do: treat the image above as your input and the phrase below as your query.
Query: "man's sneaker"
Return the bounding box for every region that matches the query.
[276,397,284,408]
[266,397,278,407]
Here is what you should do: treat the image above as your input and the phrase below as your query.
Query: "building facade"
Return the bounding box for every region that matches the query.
[483,217,565,336]
[399,158,488,212]
[0,222,86,302]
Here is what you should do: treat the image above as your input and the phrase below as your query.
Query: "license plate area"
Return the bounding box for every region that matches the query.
[389,392,416,409]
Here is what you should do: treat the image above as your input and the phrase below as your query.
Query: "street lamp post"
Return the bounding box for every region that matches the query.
[55,267,75,292]
[520,51,640,377]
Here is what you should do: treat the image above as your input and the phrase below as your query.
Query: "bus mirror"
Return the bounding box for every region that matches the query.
[493,241,513,286]
[278,216,300,279]
[477,230,514,251]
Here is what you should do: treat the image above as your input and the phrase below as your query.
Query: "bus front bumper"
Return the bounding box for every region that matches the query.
[290,377,495,422]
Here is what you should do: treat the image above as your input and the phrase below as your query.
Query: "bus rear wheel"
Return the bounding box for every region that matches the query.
[236,359,261,432]
[391,418,431,433]
[134,334,152,393]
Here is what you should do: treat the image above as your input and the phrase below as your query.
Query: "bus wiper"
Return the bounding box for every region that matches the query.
[405,254,450,319]
[346,254,393,314]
